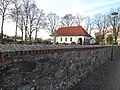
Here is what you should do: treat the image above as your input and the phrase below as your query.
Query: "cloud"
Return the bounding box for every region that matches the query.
[36,0,120,17]
[36,0,84,16]
[83,0,120,16]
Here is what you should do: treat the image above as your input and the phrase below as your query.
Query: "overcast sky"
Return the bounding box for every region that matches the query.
[3,0,120,39]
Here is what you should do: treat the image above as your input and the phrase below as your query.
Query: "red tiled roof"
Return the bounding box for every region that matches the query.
[56,26,91,37]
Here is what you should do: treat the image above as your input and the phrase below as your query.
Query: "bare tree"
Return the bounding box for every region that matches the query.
[93,14,104,44]
[27,3,38,43]
[115,8,120,44]
[84,16,94,34]
[10,0,22,42]
[27,3,45,43]
[61,14,75,27]
[0,0,13,38]
[75,14,84,26]
[94,14,103,32]
[34,9,45,43]
[21,0,33,42]
[18,14,24,41]
[108,8,120,44]
[102,14,110,39]
[10,0,46,43]
[44,12,60,45]
[94,13,111,44]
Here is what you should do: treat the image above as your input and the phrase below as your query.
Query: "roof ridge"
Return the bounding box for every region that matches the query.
[57,26,91,37]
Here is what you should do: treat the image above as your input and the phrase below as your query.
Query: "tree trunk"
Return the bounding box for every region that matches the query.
[53,33,56,45]
[35,29,38,43]
[21,27,24,41]
[25,26,27,42]
[15,19,18,42]
[21,31,23,41]
[29,34,31,43]
[29,31,32,44]
[15,12,19,42]
[1,16,4,39]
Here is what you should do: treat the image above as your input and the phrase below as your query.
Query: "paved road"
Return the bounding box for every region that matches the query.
[71,53,120,90]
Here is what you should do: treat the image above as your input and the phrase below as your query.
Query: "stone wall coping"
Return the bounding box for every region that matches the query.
[0,44,112,52]
[0,44,114,62]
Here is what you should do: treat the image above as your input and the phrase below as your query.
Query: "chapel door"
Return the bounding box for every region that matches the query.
[77,38,82,45]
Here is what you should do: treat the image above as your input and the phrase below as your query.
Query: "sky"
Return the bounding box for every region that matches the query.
[36,0,120,16]
[3,0,120,39]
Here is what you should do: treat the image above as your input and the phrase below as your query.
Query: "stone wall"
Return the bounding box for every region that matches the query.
[0,45,120,90]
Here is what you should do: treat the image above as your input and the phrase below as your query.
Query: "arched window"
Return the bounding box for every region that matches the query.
[65,38,67,41]
[70,37,72,41]
[60,38,62,41]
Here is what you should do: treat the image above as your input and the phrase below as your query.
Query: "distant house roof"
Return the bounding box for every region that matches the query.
[56,26,91,37]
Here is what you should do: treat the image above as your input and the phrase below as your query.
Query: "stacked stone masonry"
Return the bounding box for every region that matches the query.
[0,45,120,90]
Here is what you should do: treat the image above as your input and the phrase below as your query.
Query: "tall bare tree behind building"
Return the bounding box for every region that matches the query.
[75,14,84,26]
[27,3,38,43]
[84,16,94,34]
[34,9,45,43]
[94,14,104,44]
[115,8,120,44]
[61,14,75,27]
[21,0,32,42]
[102,14,110,39]
[18,14,24,41]
[0,0,13,39]
[108,8,120,44]
[10,0,22,42]
[44,12,59,45]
